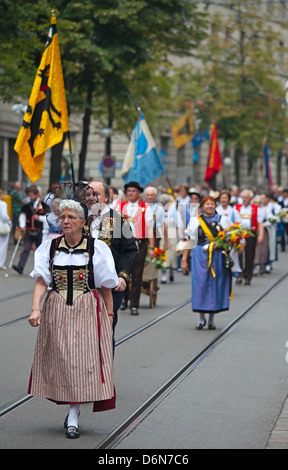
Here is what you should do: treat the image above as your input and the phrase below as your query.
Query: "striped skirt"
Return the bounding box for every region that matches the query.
[28,289,115,410]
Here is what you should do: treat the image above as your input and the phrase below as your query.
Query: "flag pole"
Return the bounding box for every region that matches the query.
[67,131,76,188]
[50,7,75,189]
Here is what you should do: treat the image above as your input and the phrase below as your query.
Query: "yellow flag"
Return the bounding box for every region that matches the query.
[14,14,69,182]
[171,114,194,149]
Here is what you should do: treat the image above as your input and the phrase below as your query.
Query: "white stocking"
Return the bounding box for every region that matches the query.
[67,404,80,428]
[199,313,206,325]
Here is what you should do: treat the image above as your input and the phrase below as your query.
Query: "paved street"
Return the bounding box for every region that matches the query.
[1,239,288,449]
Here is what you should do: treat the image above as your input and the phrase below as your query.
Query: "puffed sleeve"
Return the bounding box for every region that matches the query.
[30,239,52,286]
[184,217,200,248]
[93,239,119,288]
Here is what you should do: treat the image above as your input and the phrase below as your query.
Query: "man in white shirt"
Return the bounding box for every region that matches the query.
[120,181,155,315]
[234,189,264,285]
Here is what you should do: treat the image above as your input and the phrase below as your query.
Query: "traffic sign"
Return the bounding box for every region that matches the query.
[102,155,115,178]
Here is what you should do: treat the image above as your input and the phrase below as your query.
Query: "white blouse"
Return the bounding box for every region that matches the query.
[30,237,119,289]
[0,200,11,225]
[185,214,233,247]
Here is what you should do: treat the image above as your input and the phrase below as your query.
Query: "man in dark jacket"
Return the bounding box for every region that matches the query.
[84,180,138,352]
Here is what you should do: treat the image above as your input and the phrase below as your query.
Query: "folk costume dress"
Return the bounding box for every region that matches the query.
[185,213,231,314]
[28,234,118,412]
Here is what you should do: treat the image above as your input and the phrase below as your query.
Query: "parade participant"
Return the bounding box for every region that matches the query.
[13,185,49,275]
[0,189,11,270]
[177,183,190,205]
[280,188,288,250]
[144,186,168,286]
[28,199,118,439]
[217,190,242,278]
[217,190,234,220]
[176,183,191,235]
[181,196,232,330]
[46,197,62,239]
[120,181,154,315]
[84,180,138,348]
[10,180,25,238]
[229,185,243,207]
[158,193,178,283]
[189,188,201,207]
[258,193,280,273]
[109,186,122,211]
[144,186,168,249]
[43,182,62,210]
[235,189,264,285]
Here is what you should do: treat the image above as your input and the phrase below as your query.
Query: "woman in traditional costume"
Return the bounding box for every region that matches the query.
[216,190,242,278]
[181,196,232,330]
[28,200,118,439]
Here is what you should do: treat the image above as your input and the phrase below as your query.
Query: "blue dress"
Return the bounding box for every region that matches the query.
[191,213,231,313]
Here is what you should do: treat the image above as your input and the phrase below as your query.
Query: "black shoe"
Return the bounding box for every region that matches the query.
[13,265,23,275]
[208,324,216,330]
[120,301,128,311]
[196,320,206,330]
[65,426,79,439]
[64,414,68,429]
[64,412,80,429]
[131,307,139,315]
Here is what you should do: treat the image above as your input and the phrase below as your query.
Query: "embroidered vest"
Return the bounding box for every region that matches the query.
[120,200,147,239]
[49,235,95,305]
[197,213,221,245]
[235,204,258,231]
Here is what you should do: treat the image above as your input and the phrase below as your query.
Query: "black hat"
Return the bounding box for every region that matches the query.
[188,187,201,198]
[124,181,144,193]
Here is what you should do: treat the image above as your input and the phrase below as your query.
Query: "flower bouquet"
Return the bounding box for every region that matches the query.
[146,247,167,270]
[268,215,280,224]
[202,223,254,269]
[213,223,254,252]
[278,210,288,223]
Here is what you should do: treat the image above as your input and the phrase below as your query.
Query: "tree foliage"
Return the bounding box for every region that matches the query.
[0,0,208,180]
[173,2,287,165]
[2,0,286,184]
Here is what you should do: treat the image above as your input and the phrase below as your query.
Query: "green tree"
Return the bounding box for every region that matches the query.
[0,0,208,183]
[57,0,208,180]
[172,1,287,186]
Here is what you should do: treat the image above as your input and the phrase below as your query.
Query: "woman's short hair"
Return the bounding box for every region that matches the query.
[219,190,231,201]
[59,200,86,220]
[201,196,216,208]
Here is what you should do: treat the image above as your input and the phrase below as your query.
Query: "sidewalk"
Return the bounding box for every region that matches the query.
[266,397,288,449]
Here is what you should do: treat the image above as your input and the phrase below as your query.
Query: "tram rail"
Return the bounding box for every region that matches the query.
[96,271,288,449]
[0,298,191,418]
[1,271,287,448]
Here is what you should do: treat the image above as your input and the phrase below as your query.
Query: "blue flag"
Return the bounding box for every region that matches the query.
[192,129,210,148]
[121,113,164,187]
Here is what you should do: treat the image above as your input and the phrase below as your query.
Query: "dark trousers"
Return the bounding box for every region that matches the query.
[124,238,148,308]
[239,234,257,282]
[17,231,42,272]
[112,289,125,355]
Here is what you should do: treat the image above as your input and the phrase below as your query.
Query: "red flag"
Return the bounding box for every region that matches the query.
[204,122,222,185]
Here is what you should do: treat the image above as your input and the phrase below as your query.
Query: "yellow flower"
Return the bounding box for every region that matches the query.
[218,231,226,240]
[230,233,238,243]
